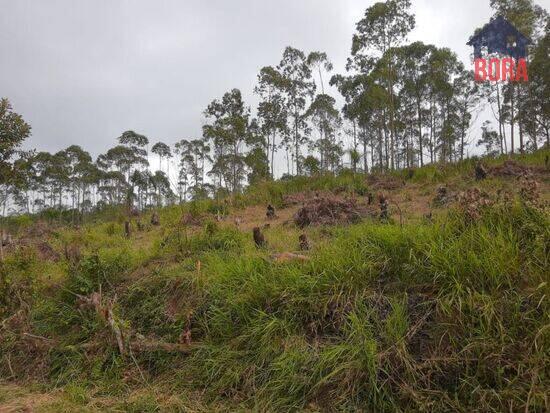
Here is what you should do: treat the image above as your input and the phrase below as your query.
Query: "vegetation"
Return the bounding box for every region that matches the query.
[1,150,549,411]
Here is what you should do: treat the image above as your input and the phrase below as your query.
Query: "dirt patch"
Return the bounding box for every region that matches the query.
[294,195,369,228]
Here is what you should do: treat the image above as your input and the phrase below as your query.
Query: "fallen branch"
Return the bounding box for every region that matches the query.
[270,252,310,263]
[24,334,197,354]
[76,291,125,354]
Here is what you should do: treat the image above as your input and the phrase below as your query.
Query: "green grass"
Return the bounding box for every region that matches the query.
[1,151,549,412]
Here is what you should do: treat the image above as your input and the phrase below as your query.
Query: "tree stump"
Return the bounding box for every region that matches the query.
[475,162,487,180]
[378,193,389,220]
[266,204,276,219]
[124,221,131,238]
[151,212,160,226]
[367,192,374,205]
[299,233,310,251]
[253,227,267,248]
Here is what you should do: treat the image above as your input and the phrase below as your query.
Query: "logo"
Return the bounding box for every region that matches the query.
[467,16,531,82]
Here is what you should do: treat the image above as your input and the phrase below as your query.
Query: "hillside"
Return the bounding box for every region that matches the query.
[1,152,549,412]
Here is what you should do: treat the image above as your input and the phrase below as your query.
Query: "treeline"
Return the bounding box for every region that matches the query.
[0,0,548,216]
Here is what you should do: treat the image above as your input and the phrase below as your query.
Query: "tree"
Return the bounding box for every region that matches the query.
[118,130,149,152]
[244,119,270,184]
[303,155,320,176]
[203,89,250,193]
[424,47,462,163]
[330,74,365,171]
[174,138,211,200]
[526,20,550,148]
[477,121,501,156]
[307,51,333,94]
[277,47,316,175]
[149,170,174,207]
[1,98,31,219]
[351,0,415,169]
[305,94,342,171]
[393,42,433,166]
[0,98,31,176]
[61,145,93,213]
[151,141,172,172]
[486,0,549,153]
[452,70,482,160]
[255,66,288,177]
[117,130,149,171]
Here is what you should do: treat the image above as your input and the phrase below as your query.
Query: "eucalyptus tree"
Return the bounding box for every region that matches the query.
[396,85,418,168]
[10,151,36,214]
[176,167,188,203]
[350,0,415,169]
[96,170,126,206]
[61,145,93,211]
[30,152,53,209]
[33,150,71,209]
[151,141,172,173]
[277,46,316,175]
[307,51,333,94]
[174,138,211,199]
[118,130,149,156]
[422,47,463,163]
[244,118,270,184]
[305,94,342,171]
[130,170,149,209]
[393,42,433,166]
[149,170,173,207]
[77,159,101,210]
[452,70,482,160]
[484,0,549,153]
[330,74,365,171]
[255,66,288,177]
[526,22,549,148]
[96,146,138,205]
[203,88,250,193]
[117,130,150,176]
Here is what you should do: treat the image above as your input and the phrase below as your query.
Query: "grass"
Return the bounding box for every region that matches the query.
[0,151,549,411]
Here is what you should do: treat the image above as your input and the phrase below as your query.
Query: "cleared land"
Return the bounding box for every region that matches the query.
[1,152,549,412]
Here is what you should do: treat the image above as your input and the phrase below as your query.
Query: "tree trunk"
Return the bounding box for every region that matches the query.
[510,83,515,155]
[353,120,358,173]
[295,113,300,175]
[417,98,423,166]
[363,132,367,174]
[517,85,524,153]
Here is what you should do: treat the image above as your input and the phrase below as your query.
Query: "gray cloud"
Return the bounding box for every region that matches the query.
[2,0,496,161]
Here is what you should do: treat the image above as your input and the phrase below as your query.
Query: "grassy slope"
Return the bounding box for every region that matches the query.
[1,151,549,412]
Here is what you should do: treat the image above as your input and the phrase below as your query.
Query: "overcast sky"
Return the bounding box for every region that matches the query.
[2,0,516,163]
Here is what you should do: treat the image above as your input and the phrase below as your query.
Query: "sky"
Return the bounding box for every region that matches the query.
[2,0,534,169]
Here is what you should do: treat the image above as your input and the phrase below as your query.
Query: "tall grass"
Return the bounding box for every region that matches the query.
[1,154,548,411]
